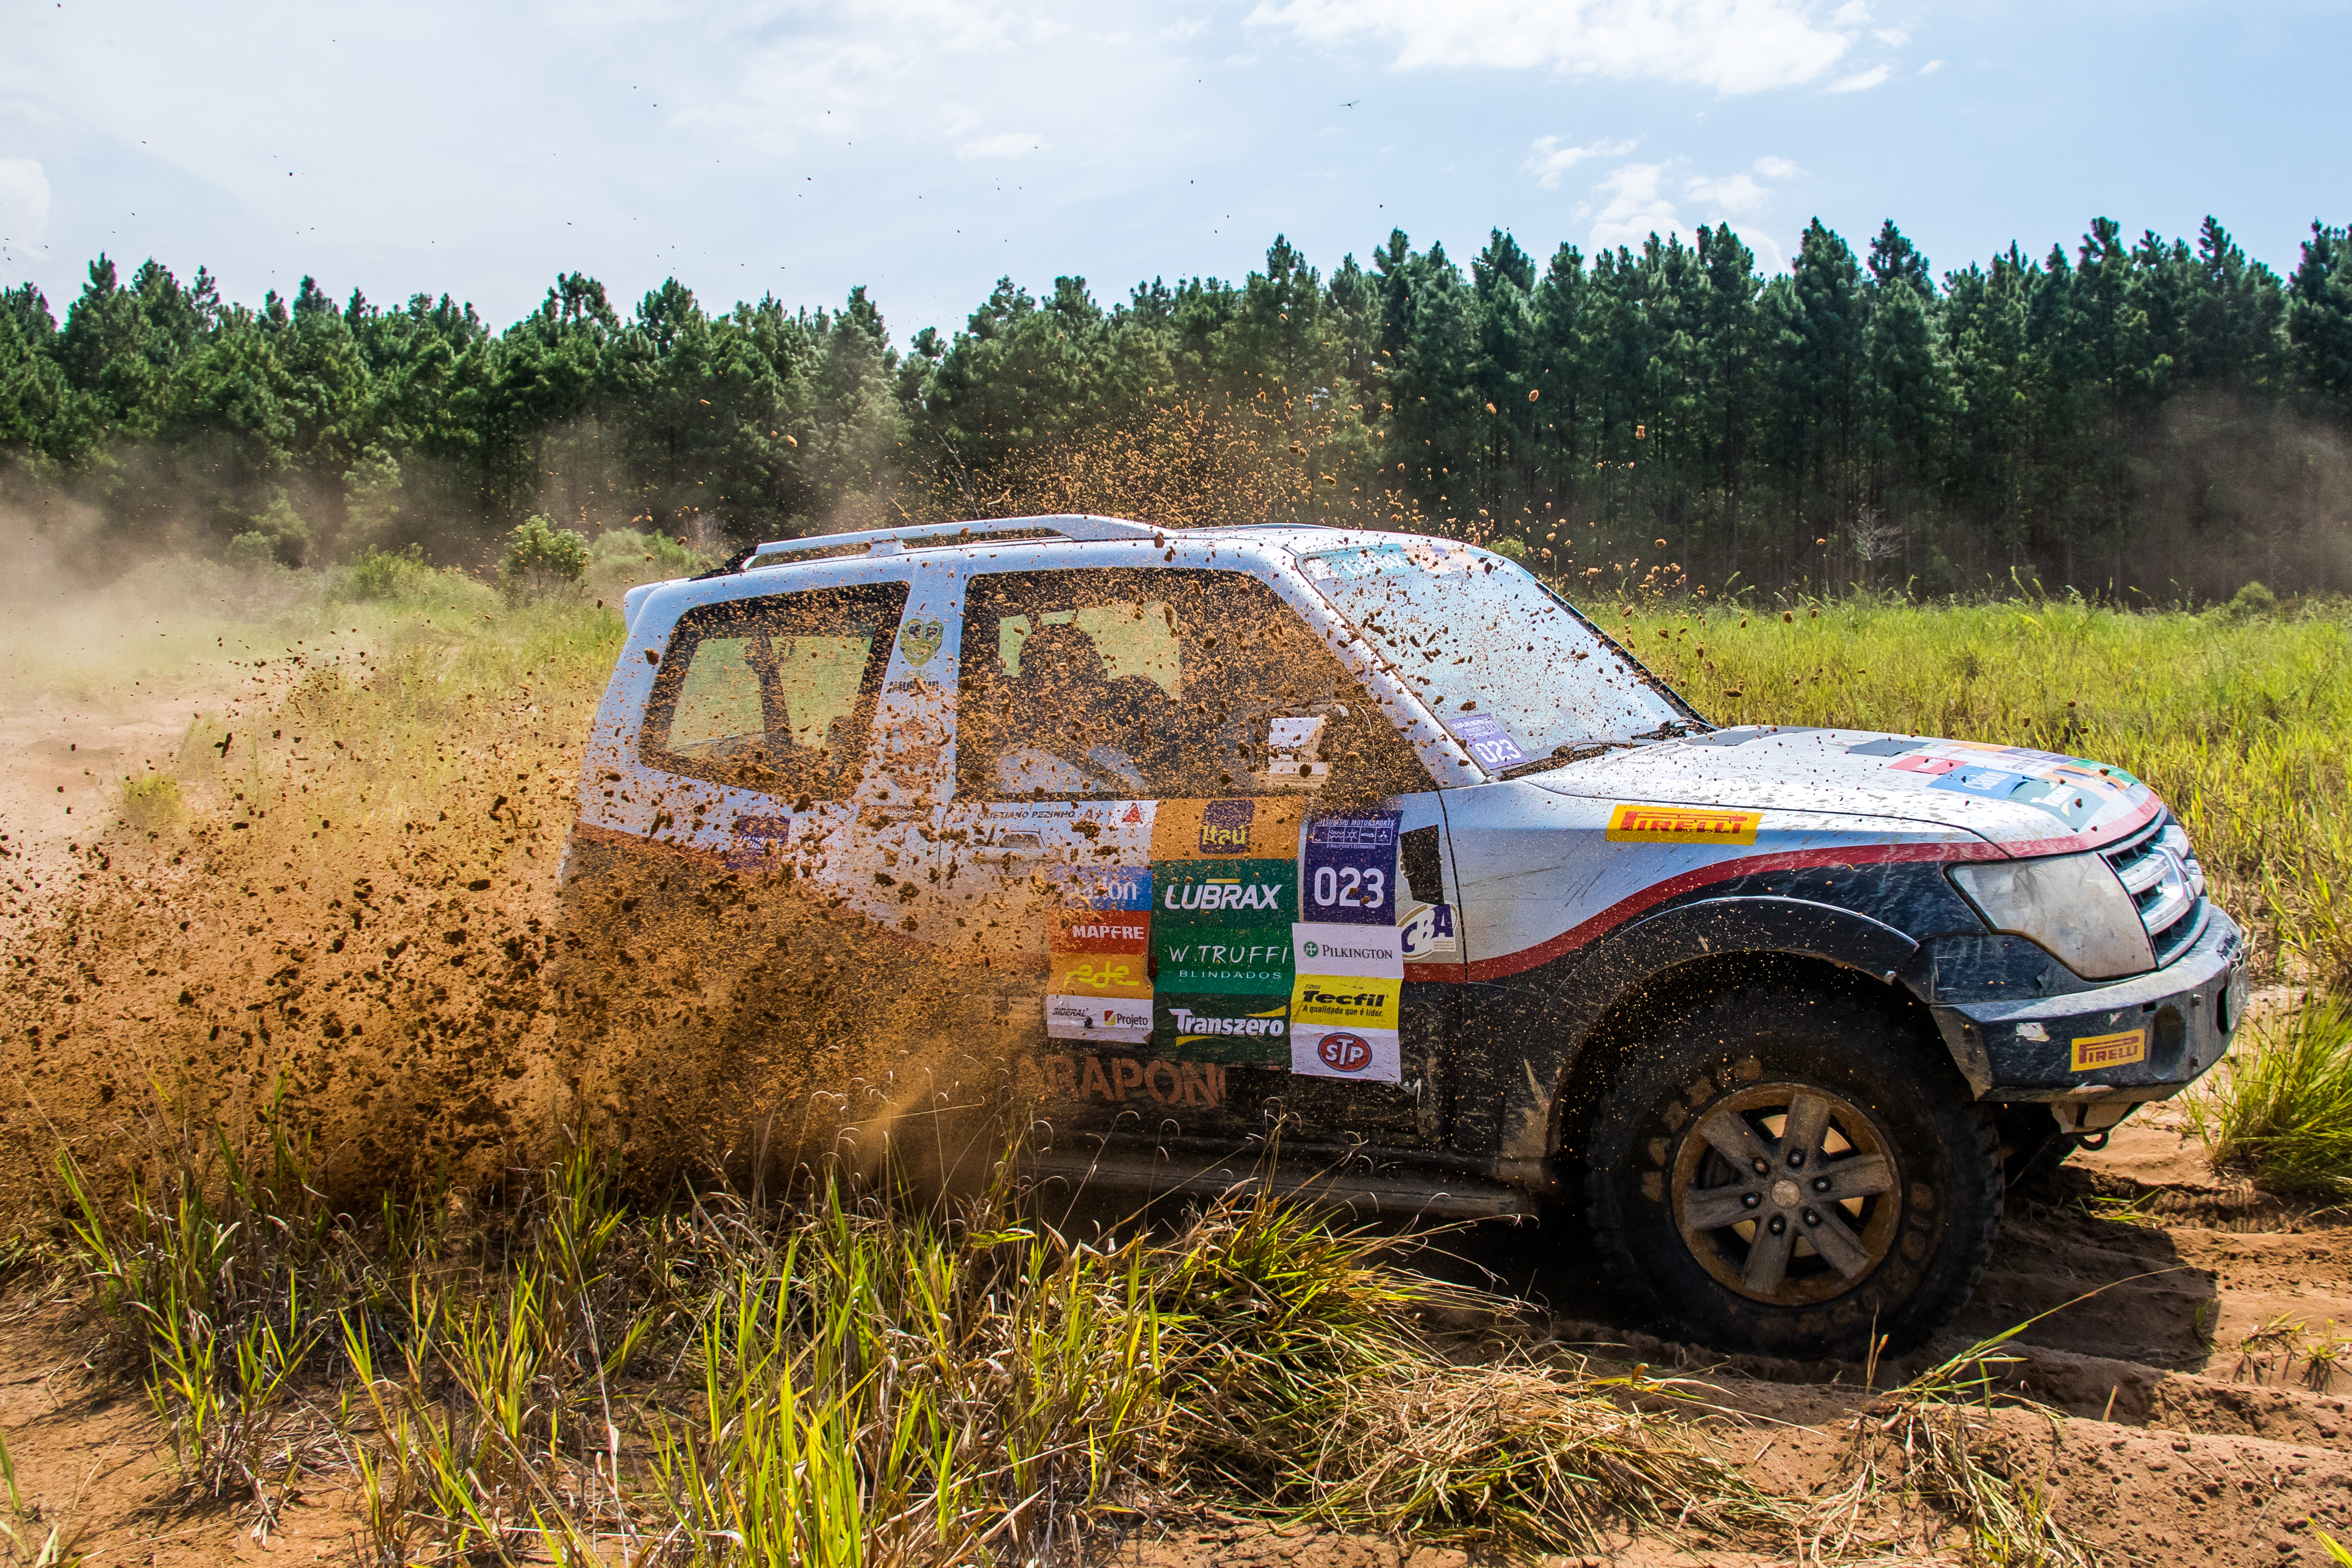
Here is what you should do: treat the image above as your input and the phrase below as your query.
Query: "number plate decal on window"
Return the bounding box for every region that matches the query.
[1443,713,1528,769]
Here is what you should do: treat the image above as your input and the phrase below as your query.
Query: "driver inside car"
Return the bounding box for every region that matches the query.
[992,622,1150,796]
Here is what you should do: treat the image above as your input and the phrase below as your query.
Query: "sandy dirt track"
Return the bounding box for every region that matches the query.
[3,1117,2350,1568]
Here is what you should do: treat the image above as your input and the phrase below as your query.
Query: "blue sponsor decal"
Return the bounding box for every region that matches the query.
[1445,713,1528,770]
[1303,809,1401,926]
[1930,766,2031,799]
[1050,864,1153,911]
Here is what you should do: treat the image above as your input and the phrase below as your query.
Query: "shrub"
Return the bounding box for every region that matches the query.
[2228,581,2279,620]
[2187,992,2352,1197]
[585,527,713,596]
[224,531,281,572]
[120,773,183,831]
[243,491,313,567]
[329,544,436,604]
[499,515,588,604]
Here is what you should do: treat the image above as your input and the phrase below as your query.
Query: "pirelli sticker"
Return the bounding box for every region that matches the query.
[2070,1028,2147,1073]
[1606,803,1763,846]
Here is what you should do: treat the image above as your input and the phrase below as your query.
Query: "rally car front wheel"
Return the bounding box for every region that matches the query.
[1583,987,2003,1358]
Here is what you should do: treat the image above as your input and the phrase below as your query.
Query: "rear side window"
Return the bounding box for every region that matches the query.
[640,582,908,799]
[956,567,1430,804]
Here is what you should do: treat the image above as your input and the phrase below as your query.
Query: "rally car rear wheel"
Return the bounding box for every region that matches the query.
[1583,988,2003,1358]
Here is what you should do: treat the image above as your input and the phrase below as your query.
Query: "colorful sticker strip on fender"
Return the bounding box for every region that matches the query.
[1605,803,1763,846]
[1045,892,1152,1042]
[1303,810,1400,925]
[1154,993,1290,1065]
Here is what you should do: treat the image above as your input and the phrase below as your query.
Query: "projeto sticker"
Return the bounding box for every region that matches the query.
[1292,922,1403,979]
[1044,995,1154,1045]
[1290,1025,1401,1082]
[1303,810,1400,926]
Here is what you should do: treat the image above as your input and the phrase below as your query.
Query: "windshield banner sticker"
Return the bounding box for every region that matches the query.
[1605,804,1763,846]
[1444,713,1528,770]
[1304,809,1400,925]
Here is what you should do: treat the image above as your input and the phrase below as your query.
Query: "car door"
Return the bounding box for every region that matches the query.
[929,559,1452,1150]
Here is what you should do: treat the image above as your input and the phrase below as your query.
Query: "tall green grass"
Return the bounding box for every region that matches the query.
[56,1135,1776,1563]
[2185,993,2352,1198]
[1611,594,2352,984]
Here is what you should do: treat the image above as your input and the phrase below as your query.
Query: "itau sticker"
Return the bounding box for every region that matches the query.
[1150,796,1306,862]
[1302,810,1400,926]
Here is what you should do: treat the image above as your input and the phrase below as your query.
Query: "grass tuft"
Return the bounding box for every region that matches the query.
[2186,992,2352,1198]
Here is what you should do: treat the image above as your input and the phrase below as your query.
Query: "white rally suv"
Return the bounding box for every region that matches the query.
[559,515,2246,1356]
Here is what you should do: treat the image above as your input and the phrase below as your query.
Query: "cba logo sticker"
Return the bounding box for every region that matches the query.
[1198,798,1256,855]
[1315,1032,1374,1072]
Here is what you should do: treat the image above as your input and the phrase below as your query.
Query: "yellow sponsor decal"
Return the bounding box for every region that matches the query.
[1047,953,1153,999]
[2070,1029,2147,1072]
[1606,802,1763,846]
[1150,796,1307,862]
[1289,974,1402,1031]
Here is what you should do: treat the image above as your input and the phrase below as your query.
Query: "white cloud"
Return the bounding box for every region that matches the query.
[1873,27,1907,44]
[1829,0,1871,21]
[1684,170,1767,216]
[1827,63,1891,91]
[955,131,1048,160]
[1522,132,1637,189]
[1585,152,1798,268]
[0,157,50,242]
[1919,58,1945,73]
[1587,161,1681,251]
[1248,0,1855,95]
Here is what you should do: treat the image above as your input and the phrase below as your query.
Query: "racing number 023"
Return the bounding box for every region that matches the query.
[1310,865,1386,912]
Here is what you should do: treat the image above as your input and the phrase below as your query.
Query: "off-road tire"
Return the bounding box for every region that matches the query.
[1583,987,2003,1359]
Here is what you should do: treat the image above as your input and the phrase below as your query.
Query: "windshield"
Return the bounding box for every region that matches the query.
[1293,535,1693,771]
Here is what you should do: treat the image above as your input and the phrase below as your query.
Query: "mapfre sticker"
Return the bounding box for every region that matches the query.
[1605,803,1762,846]
[2070,1029,2148,1072]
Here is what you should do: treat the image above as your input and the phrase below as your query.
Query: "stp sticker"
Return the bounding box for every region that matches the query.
[1605,803,1762,846]
[1289,1025,1401,1082]
[2070,1029,2148,1072]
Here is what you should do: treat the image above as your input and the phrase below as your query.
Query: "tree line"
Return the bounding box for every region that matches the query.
[3,212,2349,601]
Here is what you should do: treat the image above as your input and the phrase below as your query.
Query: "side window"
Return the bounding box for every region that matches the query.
[641,581,908,799]
[956,568,1430,804]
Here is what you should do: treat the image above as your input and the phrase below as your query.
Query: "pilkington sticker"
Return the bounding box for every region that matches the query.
[2070,1029,2148,1072]
[1605,803,1762,846]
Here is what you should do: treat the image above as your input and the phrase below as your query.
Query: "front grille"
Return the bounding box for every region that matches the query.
[2104,813,2207,965]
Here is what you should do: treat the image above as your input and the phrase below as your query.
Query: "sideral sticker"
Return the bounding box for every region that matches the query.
[1605,803,1762,846]
[1303,809,1400,925]
[1445,713,1527,770]
[1292,921,1403,980]
[1398,902,1458,960]
[1045,995,1153,1045]
[1290,1026,1401,1083]
[2070,1028,2148,1073]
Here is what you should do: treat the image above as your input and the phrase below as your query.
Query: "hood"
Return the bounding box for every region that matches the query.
[1528,726,2158,854]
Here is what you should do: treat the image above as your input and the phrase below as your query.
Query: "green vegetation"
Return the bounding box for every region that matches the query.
[2185,993,2352,1197]
[4,213,2350,601]
[58,1135,1772,1562]
[497,513,589,604]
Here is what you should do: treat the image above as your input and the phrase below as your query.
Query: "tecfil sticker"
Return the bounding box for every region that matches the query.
[1303,810,1400,926]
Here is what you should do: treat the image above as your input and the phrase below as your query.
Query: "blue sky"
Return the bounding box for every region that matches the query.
[1,0,2344,345]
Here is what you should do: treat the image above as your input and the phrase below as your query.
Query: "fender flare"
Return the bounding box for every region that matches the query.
[1478,896,1927,1171]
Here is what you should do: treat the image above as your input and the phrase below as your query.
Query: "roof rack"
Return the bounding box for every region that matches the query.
[707,514,1160,576]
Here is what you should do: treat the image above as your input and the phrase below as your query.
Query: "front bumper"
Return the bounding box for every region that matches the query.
[1929,906,2248,1106]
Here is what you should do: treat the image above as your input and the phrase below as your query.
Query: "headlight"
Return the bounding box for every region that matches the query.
[1950,853,2155,980]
